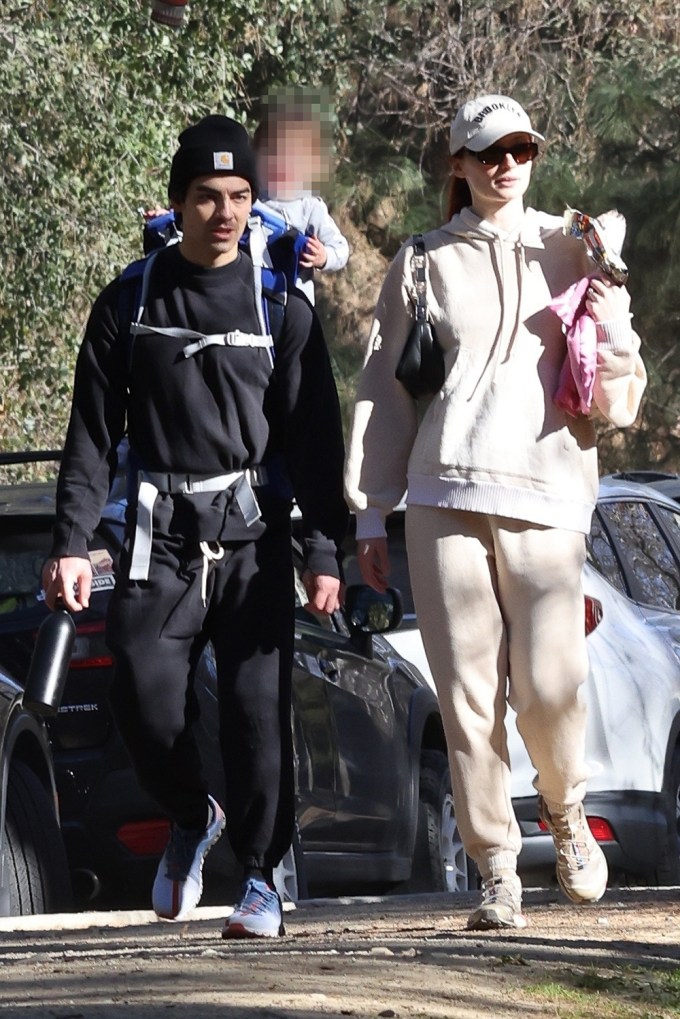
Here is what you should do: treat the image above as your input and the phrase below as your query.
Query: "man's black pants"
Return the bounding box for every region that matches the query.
[106,519,295,872]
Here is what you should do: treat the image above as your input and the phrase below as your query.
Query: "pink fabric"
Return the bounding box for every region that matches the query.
[550,275,598,417]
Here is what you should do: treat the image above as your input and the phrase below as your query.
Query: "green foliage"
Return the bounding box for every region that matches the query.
[0,0,355,448]
[0,0,679,468]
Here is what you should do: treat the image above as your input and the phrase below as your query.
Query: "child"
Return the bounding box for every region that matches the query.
[253,87,349,305]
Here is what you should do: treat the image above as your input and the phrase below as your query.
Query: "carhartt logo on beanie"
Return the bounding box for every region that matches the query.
[167,115,259,200]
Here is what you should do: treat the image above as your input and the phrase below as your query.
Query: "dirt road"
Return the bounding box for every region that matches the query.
[0,887,678,1018]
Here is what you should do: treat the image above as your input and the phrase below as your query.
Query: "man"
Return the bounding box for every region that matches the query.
[43,115,348,939]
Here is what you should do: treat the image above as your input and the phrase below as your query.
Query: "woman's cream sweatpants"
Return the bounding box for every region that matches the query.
[405,504,590,880]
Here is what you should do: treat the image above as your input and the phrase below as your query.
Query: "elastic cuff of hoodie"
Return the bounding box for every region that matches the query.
[50,526,91,561]
[353,507,388,541]
[303,538,342,580]
[595,314,635,352]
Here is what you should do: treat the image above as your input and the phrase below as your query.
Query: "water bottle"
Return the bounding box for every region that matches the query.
[150,0,189,26]
[22,610,76,716]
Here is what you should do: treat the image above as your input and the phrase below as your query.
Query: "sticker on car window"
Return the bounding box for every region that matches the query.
[89,548,115,592]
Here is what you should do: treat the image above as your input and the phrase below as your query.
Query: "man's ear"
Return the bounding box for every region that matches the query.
[169,199,183,230]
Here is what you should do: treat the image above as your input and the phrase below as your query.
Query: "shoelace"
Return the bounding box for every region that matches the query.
[547,808,591,869]
[480,876,519,909]
[236,880,280,917]
[163,824,208,882]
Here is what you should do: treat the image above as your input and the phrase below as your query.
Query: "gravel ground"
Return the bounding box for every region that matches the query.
[0,887,678,1018]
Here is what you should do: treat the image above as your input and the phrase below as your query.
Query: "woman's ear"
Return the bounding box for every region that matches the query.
[450,153,467,180]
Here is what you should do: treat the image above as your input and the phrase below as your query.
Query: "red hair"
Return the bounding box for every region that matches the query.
[446,148,472,219]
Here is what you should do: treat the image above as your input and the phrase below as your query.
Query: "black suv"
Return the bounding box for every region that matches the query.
[0,451,469,908]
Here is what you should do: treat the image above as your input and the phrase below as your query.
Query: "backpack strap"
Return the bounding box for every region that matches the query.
[411,234,427,323]
[247,216,287,346]
[118,251,160,374]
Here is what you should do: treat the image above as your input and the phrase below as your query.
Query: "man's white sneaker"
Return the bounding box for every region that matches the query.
[466,871,527,930]
[222,877,285,939]
[539,797,608,903]
[152,794,226,921]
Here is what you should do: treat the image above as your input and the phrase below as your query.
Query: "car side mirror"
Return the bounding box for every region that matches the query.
[343,585,404,636]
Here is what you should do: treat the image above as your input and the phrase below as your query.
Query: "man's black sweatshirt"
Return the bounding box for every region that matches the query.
[51,245,348,578]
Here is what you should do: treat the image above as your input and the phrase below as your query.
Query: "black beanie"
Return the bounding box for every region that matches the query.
[167,115,259,201]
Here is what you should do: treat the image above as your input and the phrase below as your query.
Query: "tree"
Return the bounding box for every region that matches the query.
[1,0,678,470]
[0,0,351,454]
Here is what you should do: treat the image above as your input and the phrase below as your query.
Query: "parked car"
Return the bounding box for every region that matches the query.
[0,451,469,908]
[0,465,73,916]
[344,475,680,887]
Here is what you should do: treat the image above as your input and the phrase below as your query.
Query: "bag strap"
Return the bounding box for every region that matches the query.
[411,234,427,322]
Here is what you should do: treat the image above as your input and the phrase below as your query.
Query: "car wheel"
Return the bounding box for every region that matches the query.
[405,749,475,893]
[657,744,680,885]
[273,822,308,902]
[4,761,74,916]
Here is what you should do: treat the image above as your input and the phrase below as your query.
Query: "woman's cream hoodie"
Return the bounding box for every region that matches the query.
[345,207,647,539]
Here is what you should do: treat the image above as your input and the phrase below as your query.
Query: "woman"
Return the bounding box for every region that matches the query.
[344,94,646,930]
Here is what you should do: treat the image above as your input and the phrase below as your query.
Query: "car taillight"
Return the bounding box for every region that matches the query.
[116,819,171,856]
[538,814,615,843]
[70,620,114,669]
[584,595,603,636]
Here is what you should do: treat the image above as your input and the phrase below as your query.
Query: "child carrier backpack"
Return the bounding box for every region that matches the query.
[141,201,308,294]
[116,203,296,508]
[121,203,292,364]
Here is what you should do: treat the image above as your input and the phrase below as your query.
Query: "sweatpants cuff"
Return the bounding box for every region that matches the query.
[481,851,518,880]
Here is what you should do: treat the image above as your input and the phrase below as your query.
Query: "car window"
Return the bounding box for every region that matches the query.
[655,506,680,558]
[598,500,680,612]
[586,510,628,595]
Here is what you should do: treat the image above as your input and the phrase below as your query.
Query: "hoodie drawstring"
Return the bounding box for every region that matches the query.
[468,235,526,399]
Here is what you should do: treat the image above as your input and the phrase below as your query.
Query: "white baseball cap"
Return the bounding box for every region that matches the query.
[449,94,544,154]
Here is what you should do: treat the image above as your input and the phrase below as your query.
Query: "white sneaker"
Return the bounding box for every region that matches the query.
[466,871,527,930]
[539,797,608,903]
[222,878,285,939]
[152,795,226,921]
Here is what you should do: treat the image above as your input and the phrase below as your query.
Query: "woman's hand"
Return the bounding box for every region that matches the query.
[585,276,631,323]
[357,538,390,593]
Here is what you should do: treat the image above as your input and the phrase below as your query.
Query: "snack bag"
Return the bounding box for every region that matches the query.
[563,207,629,285]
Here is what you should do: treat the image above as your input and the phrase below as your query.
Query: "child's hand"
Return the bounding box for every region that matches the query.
[141,206,170,220]
[300,235,327,269]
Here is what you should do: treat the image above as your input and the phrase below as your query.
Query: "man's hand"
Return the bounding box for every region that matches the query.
[302,571,342,615]
[41,556,93,612]
[299,235,328,270]
[357,538,390,594]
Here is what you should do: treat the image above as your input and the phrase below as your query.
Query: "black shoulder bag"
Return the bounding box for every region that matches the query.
[394,234,445,399]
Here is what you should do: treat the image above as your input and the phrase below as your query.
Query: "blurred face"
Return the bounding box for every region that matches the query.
[257,120,326,200]
[172,174,252,267]
[451,132,535,218]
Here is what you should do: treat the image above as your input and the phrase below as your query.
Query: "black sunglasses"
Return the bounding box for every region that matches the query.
[469,141,539,167]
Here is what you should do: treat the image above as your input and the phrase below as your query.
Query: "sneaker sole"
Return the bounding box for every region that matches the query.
[556,866,608,904]
[221,921,285,939]
[466,912,527,931]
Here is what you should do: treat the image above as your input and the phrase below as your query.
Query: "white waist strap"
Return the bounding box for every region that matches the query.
[129,469,262,582]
